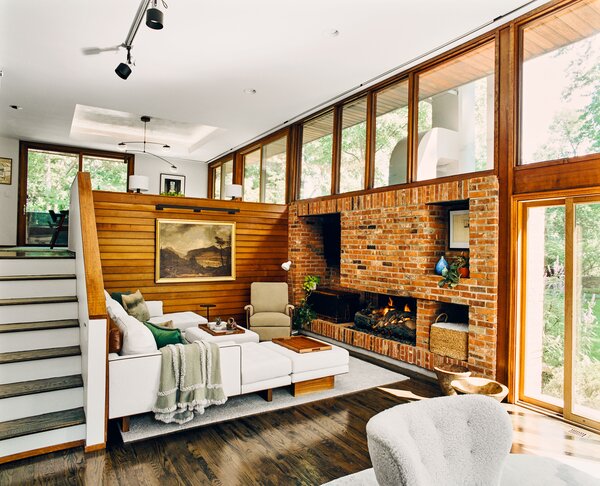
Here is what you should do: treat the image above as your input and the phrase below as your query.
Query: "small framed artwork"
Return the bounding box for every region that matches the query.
[448,209,469,250]
[156,219,236,283]
[0,157,12,185]
[160,173,186,196]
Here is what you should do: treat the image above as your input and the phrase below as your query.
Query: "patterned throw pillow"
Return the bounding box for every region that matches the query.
[121,290,151,322]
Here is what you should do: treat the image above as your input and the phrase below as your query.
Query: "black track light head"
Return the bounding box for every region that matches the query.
[146,8,164,29]
[115,62,132,80]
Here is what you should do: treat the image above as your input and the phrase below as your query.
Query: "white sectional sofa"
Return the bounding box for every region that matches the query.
[105,294,350,428]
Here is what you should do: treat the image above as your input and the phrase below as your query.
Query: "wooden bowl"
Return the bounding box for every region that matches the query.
[434,364,471,396]
[451,377,509,402]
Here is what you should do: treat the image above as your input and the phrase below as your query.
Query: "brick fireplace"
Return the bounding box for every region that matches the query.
[288,175,499,378]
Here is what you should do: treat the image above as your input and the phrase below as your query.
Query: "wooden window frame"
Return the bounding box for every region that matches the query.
[17,141,134,246]
[208,155,234,199]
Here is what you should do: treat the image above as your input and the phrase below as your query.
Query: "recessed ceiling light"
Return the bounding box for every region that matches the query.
[243,88,257,95]
[9,105,23,110]
[328,29,340,37]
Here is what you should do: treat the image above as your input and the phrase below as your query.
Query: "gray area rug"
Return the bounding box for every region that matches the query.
[120,356,408,443]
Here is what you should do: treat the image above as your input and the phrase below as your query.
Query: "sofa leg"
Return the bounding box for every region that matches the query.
[258,388,273,402]
[121,416,130,433]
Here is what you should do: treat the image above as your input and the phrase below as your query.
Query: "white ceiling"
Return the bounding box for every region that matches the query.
[0,0,548,163]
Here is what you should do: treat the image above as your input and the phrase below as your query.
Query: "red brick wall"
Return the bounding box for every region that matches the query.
[288,175,499,378]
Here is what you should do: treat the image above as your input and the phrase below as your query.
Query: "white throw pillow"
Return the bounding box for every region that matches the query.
[118,314,158,355]
[145,300,164,318]
[106,298,129,323]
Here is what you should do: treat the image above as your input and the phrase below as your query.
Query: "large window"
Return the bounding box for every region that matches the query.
[416,41,495,181]
[20,143,132,246]
[374,80,410,188]
[339,97,367,193]
[210,157,233,199]
[520,0,600,165]
[242,136,287,204]
[300,111,334,199]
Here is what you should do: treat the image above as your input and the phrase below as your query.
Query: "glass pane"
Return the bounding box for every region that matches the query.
[263,136,287,204]
[521,0,600,164]
[213,167,221,199]
[339,97,367,193]
[243,149,261,202]
[573,201,600,421]
[26,149,78,246]
[417,41,495,181]
[300,111,334,199]
[82,156,127,192]
[374,80,409,188]
[522,204,565,408]
[222,160,233,200]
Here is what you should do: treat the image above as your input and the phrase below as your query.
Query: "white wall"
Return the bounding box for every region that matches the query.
[133,154,208,198]
[0,136,19,246]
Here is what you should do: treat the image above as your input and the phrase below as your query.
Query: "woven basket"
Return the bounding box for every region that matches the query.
[430,313,468,361]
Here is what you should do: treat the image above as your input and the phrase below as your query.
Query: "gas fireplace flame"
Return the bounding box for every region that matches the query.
[382,297,395,316]
[388,297,394,307]
[404,304,411,313]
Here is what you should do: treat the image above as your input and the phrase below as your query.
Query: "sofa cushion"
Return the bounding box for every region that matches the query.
[145,300,163,318]
[108,319,122,354]
[149,311,207,330]
[249,311,291,328]
[251,282,288,313]
[143,322,186,348]
[106,297,129,323]
[241,342,292,385]
[261,341,349,374]
[118,314,158,355]
[122,290,151,322]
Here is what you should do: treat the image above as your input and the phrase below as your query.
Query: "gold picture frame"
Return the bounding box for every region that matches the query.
[0,157,12,185]
[155,219,236,283]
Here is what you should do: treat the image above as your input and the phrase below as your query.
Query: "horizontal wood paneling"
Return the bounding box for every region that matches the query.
[93,191,288,324]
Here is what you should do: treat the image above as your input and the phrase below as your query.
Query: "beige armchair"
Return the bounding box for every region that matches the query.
[244,282,294,341]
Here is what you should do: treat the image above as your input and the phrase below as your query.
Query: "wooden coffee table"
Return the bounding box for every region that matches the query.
[272,336,332,353]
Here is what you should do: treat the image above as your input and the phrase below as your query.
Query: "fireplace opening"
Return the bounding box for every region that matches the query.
[352,294,417,346]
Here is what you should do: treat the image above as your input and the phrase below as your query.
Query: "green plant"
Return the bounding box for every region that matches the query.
[438,257,467,289]
[160,191,184,197]
[293,275,320,331]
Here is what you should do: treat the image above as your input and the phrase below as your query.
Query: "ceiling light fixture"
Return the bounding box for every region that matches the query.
[9,105,23,110]
[243,88,257,95]
[113,0,168,79]
[118,115,178,170]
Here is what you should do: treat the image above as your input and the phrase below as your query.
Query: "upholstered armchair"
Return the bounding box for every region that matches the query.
[244,282,294,341]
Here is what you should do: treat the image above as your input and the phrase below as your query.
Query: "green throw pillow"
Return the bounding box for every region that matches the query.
[110,291,131,307]
[121,290,151,322]
[144,322,187,348]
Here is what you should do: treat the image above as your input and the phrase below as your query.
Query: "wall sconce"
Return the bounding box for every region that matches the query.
[281,261,292,272]
[129,175,149,193]
[224,184,243,200]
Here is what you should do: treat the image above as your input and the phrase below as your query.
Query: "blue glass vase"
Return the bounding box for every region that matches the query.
[435,256,448,275]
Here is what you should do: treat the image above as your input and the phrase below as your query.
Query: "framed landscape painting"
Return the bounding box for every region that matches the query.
[0,157,12,184]
[156,219,236,283]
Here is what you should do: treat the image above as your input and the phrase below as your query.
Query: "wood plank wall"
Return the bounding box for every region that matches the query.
[93,191,288,324]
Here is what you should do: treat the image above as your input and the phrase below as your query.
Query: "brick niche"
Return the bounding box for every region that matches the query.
[288,175,499,378]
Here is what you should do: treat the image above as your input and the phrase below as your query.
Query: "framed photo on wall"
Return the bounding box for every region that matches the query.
[155,219,236,283]
[0,157,12,185]
[160,173,186,196]
[448,209,469,250]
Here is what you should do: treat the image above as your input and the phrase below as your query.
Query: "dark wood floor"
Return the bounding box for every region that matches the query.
[1,377,599,486]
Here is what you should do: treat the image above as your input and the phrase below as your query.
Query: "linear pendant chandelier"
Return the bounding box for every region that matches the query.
[118,116,178,170]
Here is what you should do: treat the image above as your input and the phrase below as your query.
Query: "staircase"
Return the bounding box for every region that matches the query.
[0,250,85,463]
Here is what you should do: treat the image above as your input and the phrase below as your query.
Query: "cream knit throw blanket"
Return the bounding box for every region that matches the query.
[153,341,227,424]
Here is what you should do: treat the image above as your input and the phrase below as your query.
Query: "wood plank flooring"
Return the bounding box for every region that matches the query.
[1,378,599,486]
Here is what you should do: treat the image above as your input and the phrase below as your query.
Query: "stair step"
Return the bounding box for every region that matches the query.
[0,375,83,400]
[0,319,79,333]
[0,346,80,365]
[0,274,76,282]
[0,258,76,277]
[0,407,85,441]
[0,249,74,259]
[0,296,77,306]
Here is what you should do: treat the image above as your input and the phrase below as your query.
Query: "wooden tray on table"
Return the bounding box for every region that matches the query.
[199,324,245,336]
[272,336,332,353]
